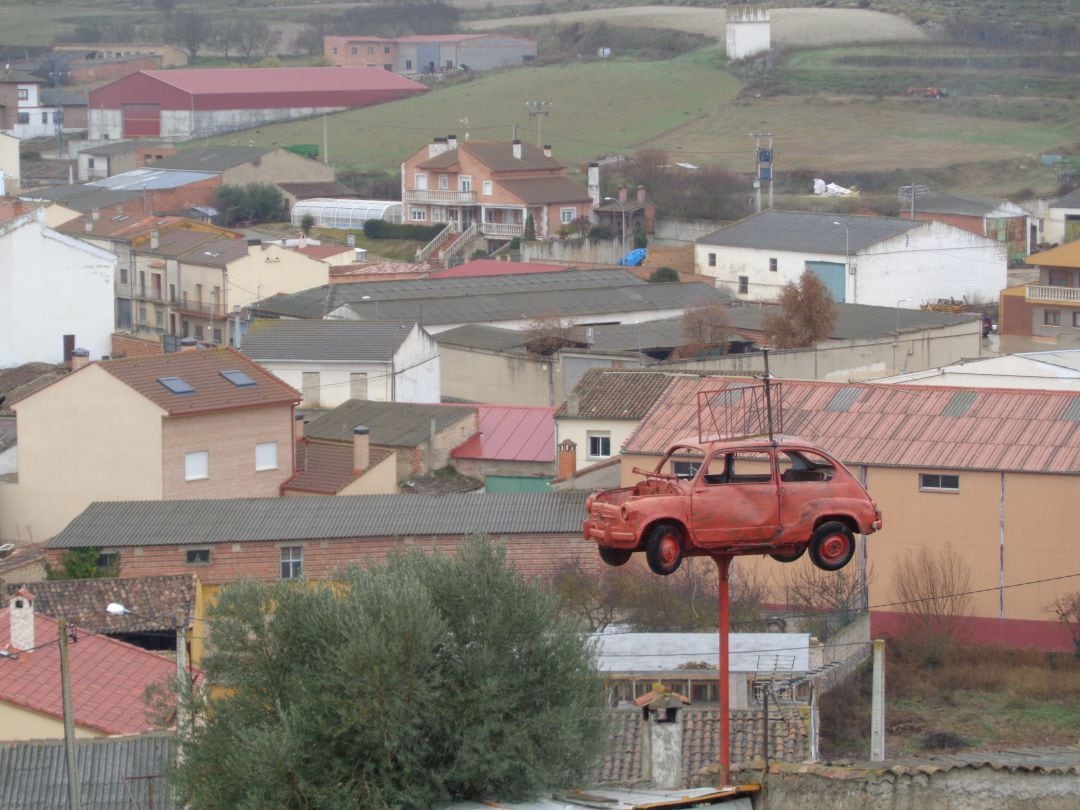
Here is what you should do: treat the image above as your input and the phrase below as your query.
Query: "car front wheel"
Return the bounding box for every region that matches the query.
[645,522,684,576]
[809,522,855,571]
[599,546,632,567]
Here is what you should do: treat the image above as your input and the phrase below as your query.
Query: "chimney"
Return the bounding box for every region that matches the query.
[70,348,90,371]
[637,184,647,203]
[9,587,36,652]
[91,207,100,221]
[83,219,92,233]
[179,337,199,352]
[618,185,628,203]
[352,425,370,473]
[428,136,447,158]
[636,683,689,790]
[512,139,522,160]
[150,229,160,250]
[565,392,579,418]
[557,439,577,479]
[543,144,552,158]
[63,334,75,366]
[295,413,305,441]
[447,133,458,150]
[587,162,600,208]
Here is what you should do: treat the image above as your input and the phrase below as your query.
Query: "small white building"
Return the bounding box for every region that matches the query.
[726,6,770,61]
[0,132,20,195]
[695,210,1007,308]
[0,208,116,366]
[1044,188,1080,245]
[238,319,440,407]
[878,350,1080,390]
[0,71,60,141]
[290,198,402,230]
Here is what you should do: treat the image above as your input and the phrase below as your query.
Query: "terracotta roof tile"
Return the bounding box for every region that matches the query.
[283,441,394,494]
[97,347,300,416]
[0,609,184,735]
[624,377,1080,475]
[4,575,196,634]
[556,369,681,420]
[419,141,564,173]
[0,363,68,416]
[499,177,592,205]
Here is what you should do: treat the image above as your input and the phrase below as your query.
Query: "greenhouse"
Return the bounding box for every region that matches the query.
[291,198,402,230]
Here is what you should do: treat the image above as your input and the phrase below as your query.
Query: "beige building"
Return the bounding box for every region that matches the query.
[0,348,300,543]
[54,42,189,68]
[148,146,335,187]
[0,132,19,195]
[616,375,1080,651]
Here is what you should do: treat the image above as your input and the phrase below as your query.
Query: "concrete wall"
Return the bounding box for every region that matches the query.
[726,7,770,60]
[0,132,20,194]
[90,106,349,141]
[2,364,164,543]
[653,217,722,245]
[161,406,295,500]
[259,360,395,408]
[521,236,627,264]
[0,702,104,742]
[393,326,441,404]
[0,210,116,366]
[1044,202,1080,244]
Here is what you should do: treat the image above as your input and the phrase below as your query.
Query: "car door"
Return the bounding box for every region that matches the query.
[776,449,838,541]
[691,449,781,548]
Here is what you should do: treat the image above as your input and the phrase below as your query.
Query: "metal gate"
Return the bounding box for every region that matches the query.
[804,260,846,302]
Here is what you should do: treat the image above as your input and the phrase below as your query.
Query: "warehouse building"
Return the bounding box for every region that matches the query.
[87,67,427,141]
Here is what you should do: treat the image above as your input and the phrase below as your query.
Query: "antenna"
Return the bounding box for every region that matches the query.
[526,101,552,147]
[751,132,774,212]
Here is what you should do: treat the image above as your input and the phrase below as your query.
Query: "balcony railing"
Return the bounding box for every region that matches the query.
[480,222,524,239]
[403,188,476,204]
[1026,285,1080,304]
[175,300,225,318]
[134,288,164,303]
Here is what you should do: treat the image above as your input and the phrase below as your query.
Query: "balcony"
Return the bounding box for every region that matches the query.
[403,188,476,205]
[480,222,524,239]
[175,300,225,318]
[134,287,164,303]
[1026,285,1080,304]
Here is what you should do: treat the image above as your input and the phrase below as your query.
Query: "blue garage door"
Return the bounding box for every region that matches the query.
[805,261,846,302]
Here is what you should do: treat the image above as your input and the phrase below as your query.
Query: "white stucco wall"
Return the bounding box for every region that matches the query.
[556,417,639,472]
[696,220,1006,307]
[1045,202,1080,244]
[0,209,117,366]
[726,10,770,60]
[392,325,441,404]
[257,360,392,408]
[0,133,20,194]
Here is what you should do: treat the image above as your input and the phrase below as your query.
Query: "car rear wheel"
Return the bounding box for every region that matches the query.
[809,522,855,571]
[599,546,632,567]
[645,522,684,576]
[770,546,806,563]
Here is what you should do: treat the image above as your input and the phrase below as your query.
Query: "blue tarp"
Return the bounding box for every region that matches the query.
[617,248,647,267]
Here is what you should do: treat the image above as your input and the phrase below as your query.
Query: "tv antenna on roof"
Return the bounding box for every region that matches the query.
[459,116,470,140]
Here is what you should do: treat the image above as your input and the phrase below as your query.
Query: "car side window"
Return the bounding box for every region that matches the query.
[702,453,729,485]
[729,451,773,483]
[664,447,704,479]
[778,450,836,483]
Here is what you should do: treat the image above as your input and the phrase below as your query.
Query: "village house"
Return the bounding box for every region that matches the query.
[1041,187,1080,245]
[239,319,440,407]
[0,69,60,140]
[695,210,1006,307]
[284,419,397,497]
[53,42,189,68]
[617,375,1080,651]
[1000,240,1080,344]
[325,33,536,75]
[76,141,176,182]
[0,348,299,543]
[900,190,1032,265]
[449,405,556,491]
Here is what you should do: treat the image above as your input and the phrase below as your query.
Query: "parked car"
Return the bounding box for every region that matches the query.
[583,436,881,575]
[963,312,995,337]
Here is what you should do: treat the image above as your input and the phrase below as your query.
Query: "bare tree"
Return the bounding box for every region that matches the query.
[523,312,578,356]
[782,560,871,640]
[762,270,837,349]
[210,18,245,60]
[1047,591,1080,656]
[891,545,972,660]
[167,11,212,60]
[294,13,338,56]
[677,300,732,358]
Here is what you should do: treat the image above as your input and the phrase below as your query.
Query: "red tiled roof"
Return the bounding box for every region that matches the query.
[283,440,394,494]
[624,377,1080,475]
[141,67,426,95]
[98,347,300,416]
[451,405,555,463]
[427,259,568,279]
[0,609,182,735]
[330,262,428,279]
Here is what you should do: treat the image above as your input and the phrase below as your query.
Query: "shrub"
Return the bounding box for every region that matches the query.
[363,219,442,241]
[589,225,613,240]
[633,229,648,249]
[648,267,679,283]
[920,730,968,750]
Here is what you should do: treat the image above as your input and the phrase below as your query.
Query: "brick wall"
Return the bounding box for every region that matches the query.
[45,532,604,585]
[111,332,162,358]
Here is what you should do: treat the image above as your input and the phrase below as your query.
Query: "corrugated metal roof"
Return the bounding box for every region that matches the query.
[46,491,590,548]
[305,399,475,447]
[427,259,567,279]
[148,145,272,172]
[0,733,175,810]
[88,168,216,191]
[450,406,555,463]
[942,390,978,417]
[623,377,1080,475]
[240,319,415,363]
[1054,187,1080,208]
[697,210,921,254]
[786,747,1080,778]
[138,66,426,95]
[434,324,531,353]
[556,369,681,420]
[911,192,1012,217]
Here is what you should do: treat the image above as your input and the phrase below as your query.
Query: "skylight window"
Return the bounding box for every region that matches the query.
[158,376,195,394]
[220,370,256,387]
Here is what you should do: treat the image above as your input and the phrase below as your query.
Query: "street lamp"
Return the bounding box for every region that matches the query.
[895,298,911,340]
[603,196,628,258]
[360,294,380,320]
[832,220,852,303]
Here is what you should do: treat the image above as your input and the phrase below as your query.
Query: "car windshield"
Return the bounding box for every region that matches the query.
[657,446,705,479]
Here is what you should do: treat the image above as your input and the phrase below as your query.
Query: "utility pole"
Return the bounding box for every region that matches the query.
[58,619,82,810]
[870,638,885,761]
[322,114,329,165]
[752,132,774,213]
[175,609,188,763]
[526,101,552,147]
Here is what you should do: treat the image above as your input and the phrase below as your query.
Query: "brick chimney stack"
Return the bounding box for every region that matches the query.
[637,185,647,203]
[636,683,690,790]
[618,185,628,203]
[512,139,522,160]
[543,144,552,158]
[70,348,90,371]
[9,587,36,652]
[352,425,370,473]
[557,439,577,480]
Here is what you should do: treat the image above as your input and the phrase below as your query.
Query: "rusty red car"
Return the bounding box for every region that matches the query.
[583,436,881,575]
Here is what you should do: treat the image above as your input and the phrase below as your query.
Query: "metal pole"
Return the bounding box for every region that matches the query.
[58,620,81,810]
[870,638,885,761]
[716,555,732,786]
[175,609,188,763]
[762,348,774,443]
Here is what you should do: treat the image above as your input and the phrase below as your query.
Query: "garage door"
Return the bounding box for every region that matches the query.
[122,104,160,137]
[805,260,846,302]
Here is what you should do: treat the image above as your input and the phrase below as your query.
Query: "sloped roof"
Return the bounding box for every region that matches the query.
[426,258,567,279]
[240,319,415,363]
[623,376,1080,475]
[451,406,555,463]
[697,210,921,254]
[0,733,175,810]
[498,176,592,204]
[147,146,273,172]
[433,324,530,353]
[136,67,426,96]
[92,347,300,416]
[4,575,195,634]
[556,369,680,420]
[0,362,68,416]
[419,141,564,172]
[0,609,179,734]
[0,542,45,578]
[21,184,142,213]
[293,243,356,260]
[1027,239,1080,269]
[1053,187,1080,208]
[283,441,395,495]
[305,399,474,447]
[0,69,43,84]
[276,181,355,199]
[88,168,216,191]
[1016,350,1080,373]
[47,491,590,548]
[80,140,161,157]
[913,192,1020,218]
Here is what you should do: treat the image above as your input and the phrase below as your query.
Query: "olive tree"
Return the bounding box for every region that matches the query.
[171,538,605,808]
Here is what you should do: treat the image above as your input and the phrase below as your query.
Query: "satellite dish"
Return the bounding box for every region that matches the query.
[0,543,15,559]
